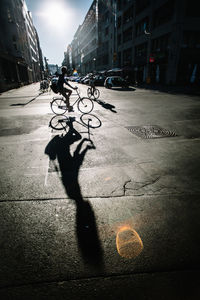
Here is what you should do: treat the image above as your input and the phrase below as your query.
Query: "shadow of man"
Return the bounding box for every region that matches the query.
[45,125,104,267]
[95,99,117,113]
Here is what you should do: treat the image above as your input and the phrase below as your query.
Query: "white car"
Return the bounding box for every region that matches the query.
[104,76,128,89]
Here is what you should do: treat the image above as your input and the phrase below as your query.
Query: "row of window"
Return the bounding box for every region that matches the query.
[134,30,200,58]
[117,41,167,65]
[117,0,134,11]
[135,35,169,58]
[117,48,132,66]
[117,6,134,28]
[118,27,133,44]
[117,2,173,33]
[183,31,200,48]
[118,0,200,24]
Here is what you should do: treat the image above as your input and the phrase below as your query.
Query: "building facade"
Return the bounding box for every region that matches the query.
[23,6,42,83]
[0,0,44,92]
[133,0,200,85]
[69,0,200,85]
[62,45,73,75]
[48,64,59,75]
[78,1,99,74]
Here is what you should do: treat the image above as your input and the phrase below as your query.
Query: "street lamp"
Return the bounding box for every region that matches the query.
[143,23,151,84]
[93,58,96,72]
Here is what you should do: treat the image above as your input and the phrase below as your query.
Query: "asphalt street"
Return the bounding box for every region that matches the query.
[0,82,200,299]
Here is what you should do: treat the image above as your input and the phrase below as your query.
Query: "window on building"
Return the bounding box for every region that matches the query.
[136,17,149,37]
[118,34,122,45]
[123,27,132,43]
[123,0,128,5]
[98,36,102,46]
[103,54,109,65]
[7,8,13,22]
[123,6,133,24]
[117,0,122,11]
[136,0,150,15]
[153,0,174,28]
[105,11,109,23]
[92,38,97,46]
[151,34,169,53]
[185,0,200,17]
[12,36,17,50]
[135,43,147,57]
[118,51,121,66]
[183,31,200,48]
[117,16,122,28]
[105,27,109,36]
[123,48,132,65]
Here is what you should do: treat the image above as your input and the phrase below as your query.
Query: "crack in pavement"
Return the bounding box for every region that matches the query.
[124,177,160,195]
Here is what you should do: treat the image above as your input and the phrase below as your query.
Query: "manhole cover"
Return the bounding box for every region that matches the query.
[126,125,177,139]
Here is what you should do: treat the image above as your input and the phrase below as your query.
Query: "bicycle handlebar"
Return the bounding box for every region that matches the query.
[74,86,80,97]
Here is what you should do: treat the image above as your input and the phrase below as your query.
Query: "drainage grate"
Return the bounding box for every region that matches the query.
[126,125,177,139]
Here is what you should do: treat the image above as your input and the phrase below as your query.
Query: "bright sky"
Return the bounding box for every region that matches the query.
[25,0,93,65]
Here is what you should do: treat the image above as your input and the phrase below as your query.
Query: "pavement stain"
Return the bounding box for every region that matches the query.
[0,115,50,136]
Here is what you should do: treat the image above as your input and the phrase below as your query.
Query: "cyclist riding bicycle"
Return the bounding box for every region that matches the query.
[89,73,95,95]
[57,66,77,112]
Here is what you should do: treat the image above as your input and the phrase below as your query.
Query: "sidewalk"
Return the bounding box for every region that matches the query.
[133,83,200,96]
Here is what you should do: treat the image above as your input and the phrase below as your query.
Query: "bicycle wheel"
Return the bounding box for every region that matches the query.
[77,97,94,113]
[51,98,67,115]
[80,113,101,128]
[49,115,69,131]
[87,88,92,98]
[93,89,100,100]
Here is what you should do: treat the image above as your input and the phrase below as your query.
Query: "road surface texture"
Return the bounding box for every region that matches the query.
[0,82,200,299]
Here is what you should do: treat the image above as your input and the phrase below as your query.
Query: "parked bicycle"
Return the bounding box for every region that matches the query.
[87,87,100,100]
[51,87,94,115]
[40,79,49,92]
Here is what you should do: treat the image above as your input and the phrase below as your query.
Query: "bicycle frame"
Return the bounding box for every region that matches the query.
[52,115,93,140]
[51,87,94,115]
[70,88,82,107]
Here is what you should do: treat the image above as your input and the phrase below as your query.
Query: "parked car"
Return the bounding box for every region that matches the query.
[82,76,90,84]
[94,75,106,86]
[76,76,84,83]
[104,76,128,89]
[80,75,87,84]
[69,76,79,82]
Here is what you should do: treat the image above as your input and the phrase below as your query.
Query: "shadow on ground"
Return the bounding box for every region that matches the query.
[136,83,200,96]
[10,92,43,106]
[94,99,117,113]
[111,87,136,92]
[45,125,104,268]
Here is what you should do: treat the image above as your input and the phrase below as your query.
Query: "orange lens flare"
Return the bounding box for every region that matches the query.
[116,226,143,259]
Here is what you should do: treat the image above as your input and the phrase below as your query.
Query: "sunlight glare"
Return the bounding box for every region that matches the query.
[116,225,143,259]
[38,1,74,33]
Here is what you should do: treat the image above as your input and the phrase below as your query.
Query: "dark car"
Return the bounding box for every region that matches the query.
[83,78,90,84]
[104,76,128,89]
[81,75,90,84]
[94,75,106,86]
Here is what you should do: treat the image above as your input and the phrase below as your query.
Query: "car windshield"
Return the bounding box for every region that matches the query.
[112,77,124,84]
